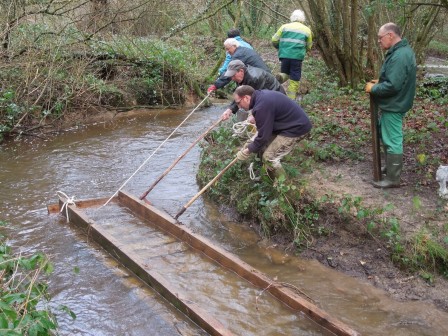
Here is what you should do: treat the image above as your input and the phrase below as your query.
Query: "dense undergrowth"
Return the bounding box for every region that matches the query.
[0,31,209,143]
[0,221,75,335]
[198,55,448,280]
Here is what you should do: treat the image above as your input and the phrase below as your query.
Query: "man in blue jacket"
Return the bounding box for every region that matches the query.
[365,22,416,188]
[234,85,312,179]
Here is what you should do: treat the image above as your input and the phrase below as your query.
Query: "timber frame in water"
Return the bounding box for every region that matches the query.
[48,190,358,336]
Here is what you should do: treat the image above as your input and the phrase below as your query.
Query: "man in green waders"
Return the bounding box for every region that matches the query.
[365,22,417,188]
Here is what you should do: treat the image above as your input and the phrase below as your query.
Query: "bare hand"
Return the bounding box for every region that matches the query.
[221,109,232,121]
[365,82,375,93]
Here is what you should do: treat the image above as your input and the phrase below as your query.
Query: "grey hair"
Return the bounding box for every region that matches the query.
[224,38,240,48]
[290,9,306,23]
[381,22,402,37]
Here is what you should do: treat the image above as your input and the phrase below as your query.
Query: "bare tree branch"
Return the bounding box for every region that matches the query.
[162,0,235,40]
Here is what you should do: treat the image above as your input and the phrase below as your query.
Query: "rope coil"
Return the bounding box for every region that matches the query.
[233,120,259,180]
[57,191,76,223]
[232,120,257,139]
[248,162,259,181]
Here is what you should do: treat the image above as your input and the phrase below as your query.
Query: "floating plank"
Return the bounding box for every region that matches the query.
[47,196,112,214]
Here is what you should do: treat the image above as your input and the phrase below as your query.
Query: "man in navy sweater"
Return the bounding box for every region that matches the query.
[234,85,312,179]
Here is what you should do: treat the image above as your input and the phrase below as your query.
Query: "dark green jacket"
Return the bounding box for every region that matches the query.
[371,39,416,113]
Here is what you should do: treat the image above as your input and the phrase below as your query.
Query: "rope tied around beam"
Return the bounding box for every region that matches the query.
[57,191,76,223]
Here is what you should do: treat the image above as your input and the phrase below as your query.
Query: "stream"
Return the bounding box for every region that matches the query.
[1,105,447,335]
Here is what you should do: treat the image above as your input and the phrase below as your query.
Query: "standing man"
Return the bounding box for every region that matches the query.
[272,9,312,100]
[365,22,417,189]
[208,38,270,93]
[218,28,253,76]
[220,60,285,121]
[234,85,312,179]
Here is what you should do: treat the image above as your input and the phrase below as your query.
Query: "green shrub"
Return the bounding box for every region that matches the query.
[0,228,62,334]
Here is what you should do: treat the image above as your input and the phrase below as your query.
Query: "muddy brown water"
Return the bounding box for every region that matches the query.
[1,106,447,335]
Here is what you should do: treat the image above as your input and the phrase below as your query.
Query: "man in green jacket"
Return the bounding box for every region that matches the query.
[365,22,417,188]
[272,9,312,100]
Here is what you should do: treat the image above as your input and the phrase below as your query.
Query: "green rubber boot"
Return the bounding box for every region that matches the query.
[274,166,286,180]
[266,166,286,183]
[287,80,300,99]
[276,73,289,84]
[373,154,402,188]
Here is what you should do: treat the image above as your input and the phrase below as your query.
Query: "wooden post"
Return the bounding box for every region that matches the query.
[369,95,381,181]
[175,157,239,220]
[139,118,222,201]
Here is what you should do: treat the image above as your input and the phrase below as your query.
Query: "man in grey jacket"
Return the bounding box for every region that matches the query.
[219,60,285,120]
[207,38,270,93]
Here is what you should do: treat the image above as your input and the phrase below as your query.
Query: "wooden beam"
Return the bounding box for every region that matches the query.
[370,95,382,181]
[118,190,359,336]
[47,197,112,214]
[57,195,234,336]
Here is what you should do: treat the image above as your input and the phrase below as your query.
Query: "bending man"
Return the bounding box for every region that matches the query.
[220,60,285,120]
[218,28,253,76]
[208,38,270,93]
[234,85,312,179]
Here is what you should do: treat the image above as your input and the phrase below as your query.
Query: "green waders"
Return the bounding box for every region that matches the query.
[373,112,405,188]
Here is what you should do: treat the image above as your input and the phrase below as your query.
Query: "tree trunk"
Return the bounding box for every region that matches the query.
[306,0,443,88]
[90,0,110,33]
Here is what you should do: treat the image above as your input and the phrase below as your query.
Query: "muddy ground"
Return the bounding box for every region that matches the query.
[275,160,448,312]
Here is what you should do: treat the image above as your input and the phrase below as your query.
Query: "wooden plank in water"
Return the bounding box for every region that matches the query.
[57,196,234,336]
[118,190,358,336]
[47,197,112,214]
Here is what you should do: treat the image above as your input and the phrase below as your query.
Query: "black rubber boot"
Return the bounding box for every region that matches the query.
[381,145,387,175]
[373,154,402,188]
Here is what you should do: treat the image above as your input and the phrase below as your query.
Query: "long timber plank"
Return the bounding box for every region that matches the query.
[118,190,359,336]
[58,197,233,336]
[48,197,111,214]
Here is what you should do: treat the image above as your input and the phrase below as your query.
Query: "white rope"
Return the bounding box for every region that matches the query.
[232,120,257,138]
[233,120,258,180]
[57,191,76,223]
[248,162,256,180]
[101,92,211,207]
